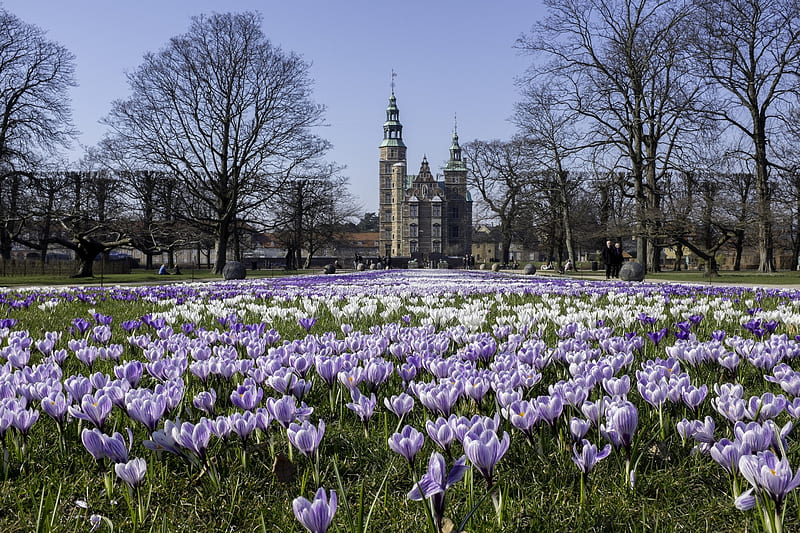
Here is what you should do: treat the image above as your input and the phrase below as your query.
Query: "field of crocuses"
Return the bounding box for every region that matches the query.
[2,270,800,532]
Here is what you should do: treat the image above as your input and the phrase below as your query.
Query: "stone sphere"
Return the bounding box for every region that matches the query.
[491,263,501,272]
[479,263,487,270]
[523,263,536,275]
[619,261,645,282]
[222,261,246,280]
[323,263,336,274]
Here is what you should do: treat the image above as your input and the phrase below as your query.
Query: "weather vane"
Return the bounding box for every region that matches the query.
[391,69,397,93]
[454,113,458,135]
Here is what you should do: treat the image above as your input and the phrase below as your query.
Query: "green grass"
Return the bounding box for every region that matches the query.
[0,268,314,287]
[543,266,800,286]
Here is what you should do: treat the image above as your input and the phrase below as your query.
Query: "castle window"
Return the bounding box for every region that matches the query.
[432,240,441,253]
[409,223,418,238]
[409,204,418,217]
[432,223,441,238]
[432,204,441,217]
[410,240,418,253]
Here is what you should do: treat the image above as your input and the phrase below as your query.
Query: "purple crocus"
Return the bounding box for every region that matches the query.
[462,428,510,489]
[503,399,539,443]
[346,389,376,426]
[739,451,800,508]
[230,383,264,411]
[41,391,68,427]
[68,391,113,430]
[647,328,669,347]
[114,457,147,488]
[600,400,638,452]
[288,419,326,457]
[293,487,337,533]
[388,424,425,466]
[81,427,133,463]
[384,392,415,419]
[193,390,217,416]
[572,439,611,474]
[125,392,167,433]
[298,317,317,333]
[408,452,468,533]
[425,416,456,455]
[173,418,213,461]
[569,417,591,442]
[710,438,751,476]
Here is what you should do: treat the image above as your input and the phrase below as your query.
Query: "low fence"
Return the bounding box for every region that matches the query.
[0,258,132,277]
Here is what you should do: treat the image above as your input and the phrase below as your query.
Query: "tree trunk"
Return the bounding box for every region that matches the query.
[673,243,683,271]
[71,242,104,278]
[214,218,231,274]
[733,230,744,271]
[0,225,12,260]
[753,126,775,272]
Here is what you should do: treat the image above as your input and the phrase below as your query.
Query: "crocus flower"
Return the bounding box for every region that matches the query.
[569,417,591,442]
[408,452,469,533]
[388,425,424,465]
[601,400,638,452]
[425,417,456,454]
[193,390,217,416]
[462,428,510,489]
[384,392,415,419]
[739,451,800,508]
[572,439,611,474]
[298,317,317,333]
[230,383,264,411]
[293,487,337,533]
[115,457,147,488]
[288,419,326,457]
[173,418,213,461]
[68,391,113,430]
[346,389,376,424]
[710,439,751,475]
[647,328,669,347]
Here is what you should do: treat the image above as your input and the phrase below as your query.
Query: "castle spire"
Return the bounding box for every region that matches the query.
[380,75,405,149]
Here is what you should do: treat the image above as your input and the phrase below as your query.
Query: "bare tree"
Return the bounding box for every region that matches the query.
[691,0,800,272]
[518,0,702,271]
[463,139,535,265]
[0,8,76,259]
[267,164,358,269]
[102,12,329,273]
[514,84,587,266]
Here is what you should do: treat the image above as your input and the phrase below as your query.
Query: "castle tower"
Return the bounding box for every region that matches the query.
[442,124,472,256]
[378,91,406,257]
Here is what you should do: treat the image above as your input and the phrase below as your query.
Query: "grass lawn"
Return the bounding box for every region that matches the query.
[545,267,800,286]
[0,268,314,287]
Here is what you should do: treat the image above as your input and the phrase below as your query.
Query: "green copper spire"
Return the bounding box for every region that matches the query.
[445,116,466,170]
[380,79,405,148]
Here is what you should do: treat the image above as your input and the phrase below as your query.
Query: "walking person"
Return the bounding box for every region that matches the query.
[601,240,614,279]
[611,242,624,278]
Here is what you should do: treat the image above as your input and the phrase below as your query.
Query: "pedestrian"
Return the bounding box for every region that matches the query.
[612,242,624,278]
[601,240,614,279]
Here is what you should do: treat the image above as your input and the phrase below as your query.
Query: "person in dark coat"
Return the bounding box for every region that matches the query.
[601,240,614,279]
[611,242,624,278]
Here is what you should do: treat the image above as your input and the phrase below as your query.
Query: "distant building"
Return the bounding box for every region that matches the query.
[377,91,472,259]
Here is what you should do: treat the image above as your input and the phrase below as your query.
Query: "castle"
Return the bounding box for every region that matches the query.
[377,92,472,260]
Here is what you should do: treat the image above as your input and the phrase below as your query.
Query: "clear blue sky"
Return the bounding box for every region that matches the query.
[2,1,546,214]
